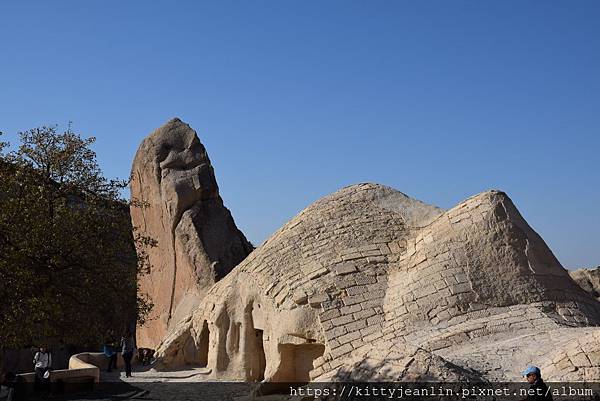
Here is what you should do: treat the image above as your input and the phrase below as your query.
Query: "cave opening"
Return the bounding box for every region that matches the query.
[252,329,266,381]
[198,320,210,367]
[274,343,325,382]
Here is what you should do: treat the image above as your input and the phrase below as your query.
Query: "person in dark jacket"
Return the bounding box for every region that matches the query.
[103,330,118,372]
[522,365,553,401]
[1,371,16,401]
[120,330,135,378]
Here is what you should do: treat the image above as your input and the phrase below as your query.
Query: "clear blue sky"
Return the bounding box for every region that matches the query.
[1,1,598,268]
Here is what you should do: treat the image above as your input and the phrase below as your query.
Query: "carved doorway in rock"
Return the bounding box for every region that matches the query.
[244,302,267,381]
[252,329,266,381]
[198,320,210,367]
[273,342,325,382]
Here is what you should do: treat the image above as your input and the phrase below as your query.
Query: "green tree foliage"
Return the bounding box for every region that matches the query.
[0,126,154,350]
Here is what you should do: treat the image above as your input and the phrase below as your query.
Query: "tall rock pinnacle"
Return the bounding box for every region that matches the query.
[130,118,253,348]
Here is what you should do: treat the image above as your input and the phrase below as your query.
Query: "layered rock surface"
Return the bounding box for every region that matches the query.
[130,119,253,349]
[153,182,600,381]
[570,267,600,301]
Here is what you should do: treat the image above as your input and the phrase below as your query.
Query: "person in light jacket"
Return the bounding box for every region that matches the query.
[33,346,52,388]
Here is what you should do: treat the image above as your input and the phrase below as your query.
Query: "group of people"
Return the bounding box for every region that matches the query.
[2,349,551,401]
[102,330,136,377]
[29,329,136,386]
[0,331,144,400]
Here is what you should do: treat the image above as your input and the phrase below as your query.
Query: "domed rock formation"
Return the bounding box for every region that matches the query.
[152,180,600,381]
[130,118,253,349]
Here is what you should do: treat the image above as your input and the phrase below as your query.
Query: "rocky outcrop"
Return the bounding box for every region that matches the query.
[570,267,600,301]
[540,330,600,381]
[130,118,253,349]
[152,184,600,382]
[154,183,600,381]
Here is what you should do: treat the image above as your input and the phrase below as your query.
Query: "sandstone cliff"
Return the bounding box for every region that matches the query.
[130,118,253,348]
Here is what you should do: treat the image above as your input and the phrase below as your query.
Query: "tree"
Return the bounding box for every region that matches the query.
[0,126,154,353]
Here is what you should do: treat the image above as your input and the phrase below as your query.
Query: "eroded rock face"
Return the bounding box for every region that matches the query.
[570,267,600,301]
[130,118,253,349]
[154,183,600,382]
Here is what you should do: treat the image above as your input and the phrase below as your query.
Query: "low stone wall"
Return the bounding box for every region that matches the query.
[67,353,102,382]
[14,350,144,398]
[16,352,108,384]
[69,351,139,370]
[17,364,98,384]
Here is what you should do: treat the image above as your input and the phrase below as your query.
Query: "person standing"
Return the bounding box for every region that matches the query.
[0,371,17,401]
[33,347,52,389]
[103,330,118,372]
[120,331,134,378]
